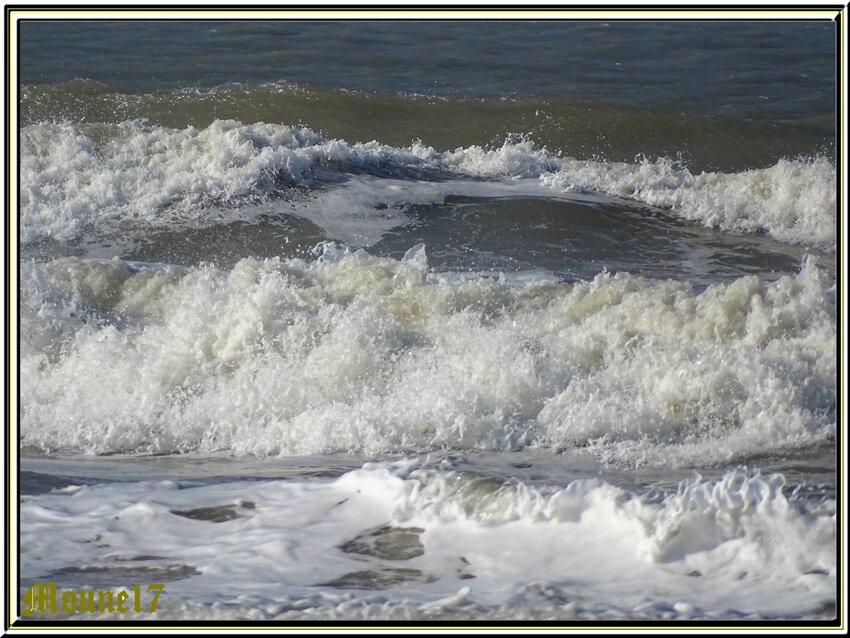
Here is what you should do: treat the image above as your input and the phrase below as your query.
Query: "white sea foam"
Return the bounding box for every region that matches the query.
[20,247,835,465]
[21,120,315,242]
[20,120,836,248]
[20,119,442,244]
[20,462,836,620]
[444,140,836,247]
[541,155,837,247]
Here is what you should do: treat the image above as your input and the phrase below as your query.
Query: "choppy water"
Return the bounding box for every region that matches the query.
[17,19,838,623]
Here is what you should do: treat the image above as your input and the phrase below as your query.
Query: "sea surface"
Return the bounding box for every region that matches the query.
[17,19,838,622]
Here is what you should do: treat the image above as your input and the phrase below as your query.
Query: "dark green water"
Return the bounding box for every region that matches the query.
[21,20,836,169]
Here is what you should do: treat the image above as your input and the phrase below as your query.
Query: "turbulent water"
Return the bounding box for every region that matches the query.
[17,19,838,623]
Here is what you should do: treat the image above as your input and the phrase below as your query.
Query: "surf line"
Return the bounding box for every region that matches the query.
[21,581,165,616]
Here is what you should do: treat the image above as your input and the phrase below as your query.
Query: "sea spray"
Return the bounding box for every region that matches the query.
[21,248,835,465]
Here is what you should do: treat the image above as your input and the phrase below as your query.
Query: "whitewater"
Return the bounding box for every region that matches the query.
[16,17,839,625]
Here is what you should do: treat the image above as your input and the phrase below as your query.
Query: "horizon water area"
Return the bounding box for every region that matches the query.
[17,19,839,623]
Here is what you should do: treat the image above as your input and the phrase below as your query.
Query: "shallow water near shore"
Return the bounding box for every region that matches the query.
[20,446,837,621]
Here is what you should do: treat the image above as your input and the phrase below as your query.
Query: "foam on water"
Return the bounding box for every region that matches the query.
[541,154,837,248]
[442,140,836,247]
[21,120,836,248]
[21,246,835,466]
[21,120,321,243]
[20,462,835,620]
[18,22,838,625]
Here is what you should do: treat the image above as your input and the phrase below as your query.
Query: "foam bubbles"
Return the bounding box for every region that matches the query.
[21,248,835,465]
[20,119,437,244]
[21,120,836,248]
[541,155,837,247]
[20,461,836,620]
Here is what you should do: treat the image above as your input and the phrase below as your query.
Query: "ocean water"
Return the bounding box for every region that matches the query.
[17,19,838,623]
